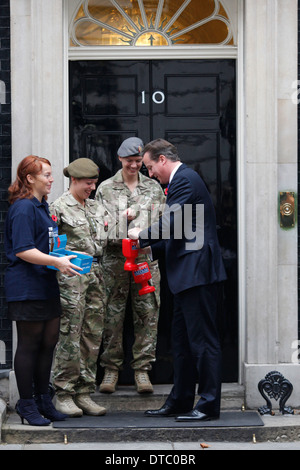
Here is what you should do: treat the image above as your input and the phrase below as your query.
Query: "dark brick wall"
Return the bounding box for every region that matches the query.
[298,3,300,341]
[0,0,12,370]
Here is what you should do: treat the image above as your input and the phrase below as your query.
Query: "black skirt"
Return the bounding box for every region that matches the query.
[7,298,62,321]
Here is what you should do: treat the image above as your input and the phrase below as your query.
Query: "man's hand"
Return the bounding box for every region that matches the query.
[128,227,142,240]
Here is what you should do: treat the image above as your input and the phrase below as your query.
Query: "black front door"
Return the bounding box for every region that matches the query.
[69,59,238,382]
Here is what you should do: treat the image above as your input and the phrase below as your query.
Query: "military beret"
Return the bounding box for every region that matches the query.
[63,158,99,179]
[117,137,144,158]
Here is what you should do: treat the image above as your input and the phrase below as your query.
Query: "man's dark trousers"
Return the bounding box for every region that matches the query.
[165,283,222,416]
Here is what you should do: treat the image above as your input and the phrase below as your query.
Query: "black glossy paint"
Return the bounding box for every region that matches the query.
[69,59,237,383]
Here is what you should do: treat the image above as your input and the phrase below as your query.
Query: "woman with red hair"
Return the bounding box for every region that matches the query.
[4,155,82,426]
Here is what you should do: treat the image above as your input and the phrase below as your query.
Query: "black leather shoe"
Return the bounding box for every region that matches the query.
[175,409,219,421]
[144,405,180,417]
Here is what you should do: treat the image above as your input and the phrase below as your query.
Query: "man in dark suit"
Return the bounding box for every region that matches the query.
[128,139,227,421]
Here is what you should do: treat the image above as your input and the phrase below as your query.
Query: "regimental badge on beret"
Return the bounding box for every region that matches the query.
[118,137,144,158]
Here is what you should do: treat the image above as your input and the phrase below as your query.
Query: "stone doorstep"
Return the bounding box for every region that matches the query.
[3,383,300,445]
[1,383,246,444]
[3,409,300,445]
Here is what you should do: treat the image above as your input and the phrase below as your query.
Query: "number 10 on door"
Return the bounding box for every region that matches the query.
[141,90,165,104]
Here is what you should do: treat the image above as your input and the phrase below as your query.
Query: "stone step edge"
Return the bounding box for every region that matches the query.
[91,383,245,411]
[2,416,300,445]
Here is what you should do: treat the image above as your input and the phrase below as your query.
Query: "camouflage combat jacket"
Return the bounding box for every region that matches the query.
[95,170,165,245]
[50,191,110,257]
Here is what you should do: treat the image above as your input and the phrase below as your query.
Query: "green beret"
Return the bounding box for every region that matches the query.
[63,158,99,179]
[118,137,144,157]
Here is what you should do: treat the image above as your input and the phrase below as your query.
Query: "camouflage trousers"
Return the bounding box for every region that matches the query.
[53,263,106,396]
[100,249,160,371]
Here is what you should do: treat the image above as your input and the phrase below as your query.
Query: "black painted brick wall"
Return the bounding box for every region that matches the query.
[298,3,300,342]
[0,0,12,370]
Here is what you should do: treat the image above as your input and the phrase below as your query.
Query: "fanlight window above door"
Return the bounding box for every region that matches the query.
[70,0,234,47]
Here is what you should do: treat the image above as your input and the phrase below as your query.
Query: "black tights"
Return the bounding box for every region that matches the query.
[14,318,60,399]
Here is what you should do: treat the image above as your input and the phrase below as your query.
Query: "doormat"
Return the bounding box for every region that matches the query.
[53,411,264,429]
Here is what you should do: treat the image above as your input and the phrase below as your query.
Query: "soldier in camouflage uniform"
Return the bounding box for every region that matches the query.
[95,137,165,394]
[50,158,110,417]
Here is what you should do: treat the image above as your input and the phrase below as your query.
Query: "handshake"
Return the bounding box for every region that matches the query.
[122,238,155,296]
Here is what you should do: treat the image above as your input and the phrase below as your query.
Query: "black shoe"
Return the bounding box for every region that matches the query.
[175,409,220,421]
[144,405,181,417]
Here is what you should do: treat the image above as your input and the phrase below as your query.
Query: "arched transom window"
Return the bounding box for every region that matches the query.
[70,0,234,47]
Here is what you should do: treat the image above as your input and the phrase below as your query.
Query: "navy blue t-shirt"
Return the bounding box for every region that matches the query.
[4,197,60,302]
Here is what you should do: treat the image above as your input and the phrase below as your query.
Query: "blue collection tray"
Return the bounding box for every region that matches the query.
[47,234,93,274]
